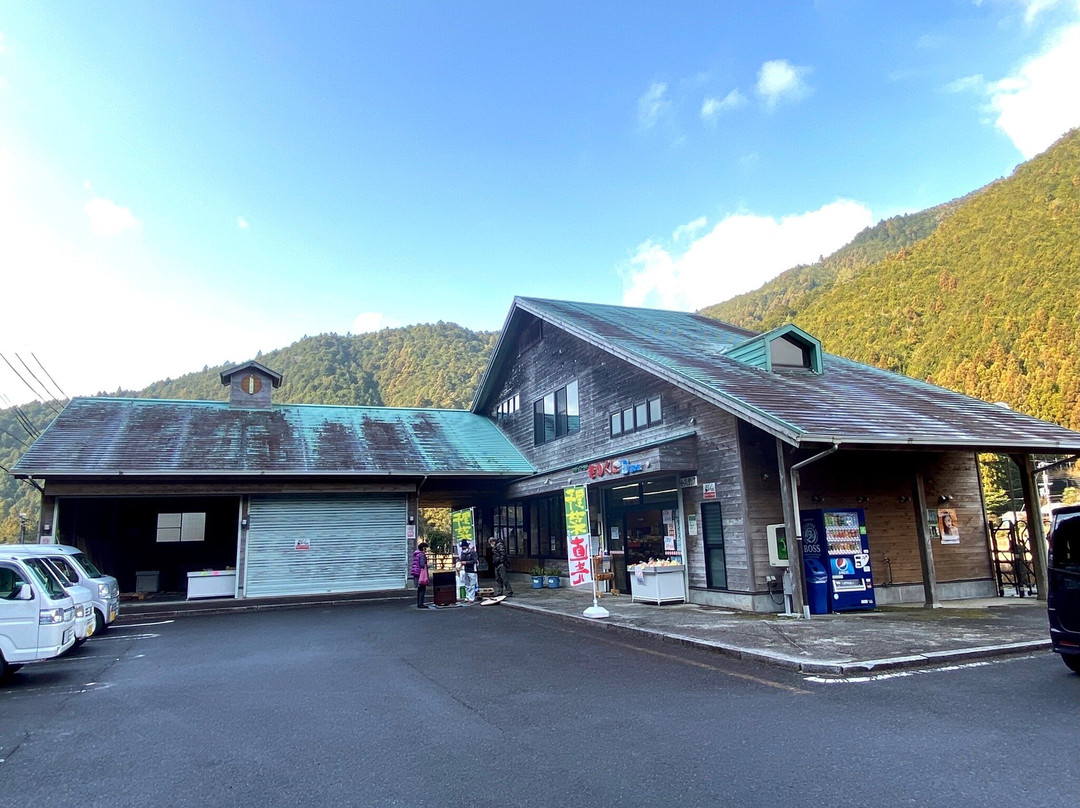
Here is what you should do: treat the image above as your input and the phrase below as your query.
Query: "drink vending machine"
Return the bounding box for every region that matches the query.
[800,508,876,612]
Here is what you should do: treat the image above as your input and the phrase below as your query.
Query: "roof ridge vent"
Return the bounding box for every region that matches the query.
[220,361,282,409]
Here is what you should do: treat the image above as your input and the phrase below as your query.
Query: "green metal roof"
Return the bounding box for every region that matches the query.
[14,397,535,477]
[474,297,1080,453]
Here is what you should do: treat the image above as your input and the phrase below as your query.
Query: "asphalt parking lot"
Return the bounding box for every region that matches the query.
[3,600,1077,808]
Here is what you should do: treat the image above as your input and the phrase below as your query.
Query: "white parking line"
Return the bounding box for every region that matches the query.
[89,632,160,641]
[804,653,1043,684]
[111,619,175,628]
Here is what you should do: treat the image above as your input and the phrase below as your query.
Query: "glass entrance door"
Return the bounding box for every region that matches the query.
[701,501,727,589]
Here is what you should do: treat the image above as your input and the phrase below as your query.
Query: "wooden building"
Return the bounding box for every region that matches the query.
[12,361,533,599]
[467,298,1080,612]
[14,299,1080,613]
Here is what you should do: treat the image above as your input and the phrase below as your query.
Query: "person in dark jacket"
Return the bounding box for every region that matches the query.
[488,536,513,597]
[410,542,429,608]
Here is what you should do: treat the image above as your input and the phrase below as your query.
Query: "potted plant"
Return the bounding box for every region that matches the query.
[530,566,545,588]
[545,567,562,588]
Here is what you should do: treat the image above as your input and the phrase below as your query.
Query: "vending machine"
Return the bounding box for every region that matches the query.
[800,508,876,612]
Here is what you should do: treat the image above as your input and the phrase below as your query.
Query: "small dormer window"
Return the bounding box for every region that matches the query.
[770,336,812,369]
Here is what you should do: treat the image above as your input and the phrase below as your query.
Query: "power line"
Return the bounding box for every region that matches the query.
[0,352,61,416]
[31,353,69,402]
[16,353,61,407]
[0,393,42,440]
[0,425,31,448]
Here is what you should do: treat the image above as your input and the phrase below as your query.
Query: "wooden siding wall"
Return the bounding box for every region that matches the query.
[487,325,701,472]
[735,421,787,588]
[484,323,749,590]
[796,450,992,586]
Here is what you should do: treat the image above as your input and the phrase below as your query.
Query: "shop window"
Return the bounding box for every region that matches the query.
[610,395,662,437]
[156,512,206,543]
[533,381,579,445]
[494,503,526,557]
[529,496,566,558]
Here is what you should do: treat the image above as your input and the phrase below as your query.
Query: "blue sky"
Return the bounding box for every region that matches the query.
[1,1,1078,404]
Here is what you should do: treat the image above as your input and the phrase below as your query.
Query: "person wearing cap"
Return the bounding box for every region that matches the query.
[458,539,479,602]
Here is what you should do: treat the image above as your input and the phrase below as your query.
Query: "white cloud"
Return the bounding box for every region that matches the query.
[237,216,249,230]
[672,216,707,242]
[350,312,398,333]
[987,22,1080,157]
[700,89,747,122]
[637,81,669,129]
[621,200,874,311]
[755,59,812,109]
[944,74,987,93]
[84,197,141,236]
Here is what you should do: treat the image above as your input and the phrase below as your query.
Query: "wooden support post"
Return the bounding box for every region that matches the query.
[777,439,806,616]
[1011,453,1049,601]
[911,467,940,608]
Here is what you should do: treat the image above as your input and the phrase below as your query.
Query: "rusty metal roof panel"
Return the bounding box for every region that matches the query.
[13,398,535,477]
[512,297,1080,452]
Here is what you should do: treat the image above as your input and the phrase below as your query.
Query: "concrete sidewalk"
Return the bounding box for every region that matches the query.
[115,578,1052,676]
[500,583,1052,676]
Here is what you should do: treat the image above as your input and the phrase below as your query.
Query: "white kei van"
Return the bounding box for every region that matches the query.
[12,553,96,646]
[0,553,77,680]
[14,545,120,634]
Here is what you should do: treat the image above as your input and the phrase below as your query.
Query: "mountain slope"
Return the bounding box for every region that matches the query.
[703,129,1080,430]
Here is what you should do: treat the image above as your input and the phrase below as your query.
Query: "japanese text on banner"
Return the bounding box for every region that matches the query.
[563,486,593,587]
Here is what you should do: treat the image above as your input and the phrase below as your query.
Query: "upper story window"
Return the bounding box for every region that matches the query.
[497,394,520,420]
[610,395,662,437]
[533,381,580,445]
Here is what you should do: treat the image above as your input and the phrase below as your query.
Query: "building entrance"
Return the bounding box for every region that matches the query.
[603,477,680,593]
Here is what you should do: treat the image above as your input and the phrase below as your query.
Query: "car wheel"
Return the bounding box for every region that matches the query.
[1064,655,1080,674]
[0,653,20,682]
[94,609,108,635]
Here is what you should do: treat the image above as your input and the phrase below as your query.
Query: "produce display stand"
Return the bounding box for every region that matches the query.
[629,564,686,604]
[186,570,236,599]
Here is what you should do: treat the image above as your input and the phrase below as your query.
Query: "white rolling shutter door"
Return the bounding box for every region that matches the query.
[245,495,407,597]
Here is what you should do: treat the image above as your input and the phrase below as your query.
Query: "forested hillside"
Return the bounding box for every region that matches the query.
[699,198,965,331]
[703,129,1080,432]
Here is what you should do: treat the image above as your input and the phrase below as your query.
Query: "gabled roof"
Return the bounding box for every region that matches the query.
[13,398,535,477]
[726,324,824,374]
[220,360,283,387]
[473,297,1080,453]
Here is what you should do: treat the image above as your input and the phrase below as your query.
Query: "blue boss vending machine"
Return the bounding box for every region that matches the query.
[800,508,876,612]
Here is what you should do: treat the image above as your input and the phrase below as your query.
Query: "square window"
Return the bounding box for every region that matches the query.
[611,413,622,436]
[635,401,648,429]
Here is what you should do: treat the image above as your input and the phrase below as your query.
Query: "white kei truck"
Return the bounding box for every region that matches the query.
[13,544,119,634]
[0,551,78,680]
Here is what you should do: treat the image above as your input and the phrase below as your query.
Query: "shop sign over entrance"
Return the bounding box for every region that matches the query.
[587,457,644,479]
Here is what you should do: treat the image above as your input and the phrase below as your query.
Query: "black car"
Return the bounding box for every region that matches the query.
[1047,504,1080,673]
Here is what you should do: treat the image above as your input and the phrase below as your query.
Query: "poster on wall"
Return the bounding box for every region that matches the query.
[703,482,716,500]
[687,513,698,537]
[938,508,960,544]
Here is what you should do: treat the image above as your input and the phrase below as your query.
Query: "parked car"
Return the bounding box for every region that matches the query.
[0,552,77,681]
[12,544,119,634]
[1047,504,1080,673]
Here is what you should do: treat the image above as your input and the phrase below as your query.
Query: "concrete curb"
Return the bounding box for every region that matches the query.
[503,600,1051,676]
